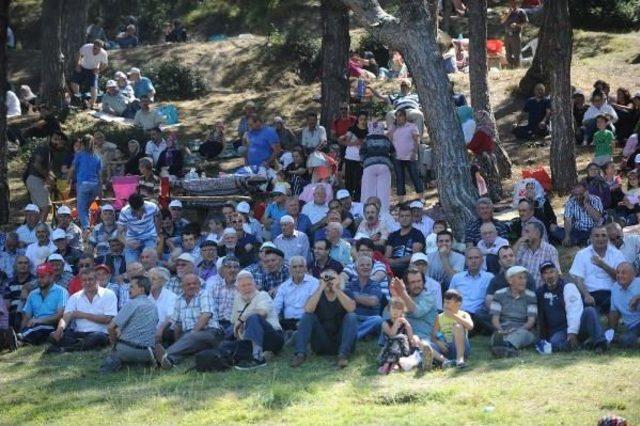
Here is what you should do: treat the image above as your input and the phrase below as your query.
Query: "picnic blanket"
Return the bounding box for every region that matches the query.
[89,111,182,130]
[176,175,268,196]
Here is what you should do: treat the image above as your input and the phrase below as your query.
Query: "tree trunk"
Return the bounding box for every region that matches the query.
[547,0,576,194]
[518,2,553,96]
[343,0,478,239]
[427,0,439,38]
[61,0,90,79]
[467,0,511,182]
[320,0,350,130]
[40,0,66,109]
[441,0,451,34]
[0,0,9,225]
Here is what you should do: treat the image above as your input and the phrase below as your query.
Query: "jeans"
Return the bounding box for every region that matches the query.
[356,314,383,340]
[491,328,537,349]
[76,181,100,229]
[548,306,606,351]
[49,329,109,351]
[166,328,224,365]
[619,323,640,348]
[470,308,494,336]
[393,159,424,196]
[295,312,358,357]
[243,314,285,353]
[124,236,158,263]
[100,343,155,372]
[19,324,55,345]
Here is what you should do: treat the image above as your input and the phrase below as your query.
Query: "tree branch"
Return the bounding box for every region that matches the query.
[341,0,401,44]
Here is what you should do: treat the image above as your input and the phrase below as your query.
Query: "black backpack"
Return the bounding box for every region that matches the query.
[194,340,253,372]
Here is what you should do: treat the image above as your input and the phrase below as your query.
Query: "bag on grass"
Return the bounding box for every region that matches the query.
[194,340,253,372]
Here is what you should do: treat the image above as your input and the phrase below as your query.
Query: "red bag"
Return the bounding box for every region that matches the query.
[522,167,552,192]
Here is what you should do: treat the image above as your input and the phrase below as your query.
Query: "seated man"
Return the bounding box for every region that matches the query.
[218,227,254,268]
[116,25,139,49]
[326,222,352,266]
[129,67,156,101]
[553,182,603,247]
[345,256,383,340]
[47,269,117,353]
[514,221,560,288]
[290,267,357,369]
[137,157,160,199]
[385,203,425,277]
[605,222,640,266]
[490,266,538,358]
[476,222,508,274]
[156,273,224,369]
[55,206,83,251]
[274,256,319,332]
[100,275,158,373]
[427,230,465,293]
[302,185,329,227]
[449,247,494,335]
[356,202,390,252]
[198,240,218,282]
[274,215,310,263]
[52,228,82,275]
[246,247,290,296]
[537,262,607,354]
[409,200,433,240]
[205,255,240,335]
[231,271,284,370]
[608,262,640,348]
[268,197,309,241]
[409,253,443,311]
[88,204,119,258]
[16,204,42,248]
[96,236,127,279]
[117,193,161,263]
[464,198,510,247]
[144,127,167,166]
[513,83,551,140]
[19,263,68,345]
[101,80,132,118]
[310,239,344,279]
[569,226,625,314]
[133,96,166,131]
[486,246,536,307]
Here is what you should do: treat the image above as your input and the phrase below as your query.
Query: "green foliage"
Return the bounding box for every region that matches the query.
[144,62,209,101]
[570,0,640,31]
[269,28,321,82]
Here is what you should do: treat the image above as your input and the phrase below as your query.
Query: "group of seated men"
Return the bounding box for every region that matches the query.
[1,174,640,372]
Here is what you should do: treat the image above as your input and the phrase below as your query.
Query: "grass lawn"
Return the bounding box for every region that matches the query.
[1,337,638,425]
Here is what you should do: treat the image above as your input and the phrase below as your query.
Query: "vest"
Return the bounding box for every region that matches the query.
[536,278,568,338]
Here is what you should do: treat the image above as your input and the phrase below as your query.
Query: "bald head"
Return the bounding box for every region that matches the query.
[616,262,636,287]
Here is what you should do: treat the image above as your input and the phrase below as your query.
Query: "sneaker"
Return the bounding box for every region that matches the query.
[456,360,468,369]
[441,359,456,369]
[536,339,552,355]
[290,353,306,368]
[234,357,267,370]
[336,355,349,369]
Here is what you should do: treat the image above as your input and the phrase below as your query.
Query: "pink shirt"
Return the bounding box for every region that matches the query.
[388,123,419,161]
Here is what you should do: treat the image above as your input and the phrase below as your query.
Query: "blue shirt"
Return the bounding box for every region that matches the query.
[265,202,287,225]
[246,126,279,166]
[611,278,640,329]
[22,284,68,319]
[73,151,102,183]
[133,77,155,99]
[271,213,312,237]
[273,274,319,320]
[449,270,495,314]
[117,201,159,240]
[406,290,438,340]
[345,278,382,317]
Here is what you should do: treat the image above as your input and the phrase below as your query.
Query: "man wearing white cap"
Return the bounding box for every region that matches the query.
[166,253,197,298]
[274,215,310,263]
[409,200,433,239]
[101,80,130,117]
[46,253,74,288]
[270,197,312,239]
[16,204,42,247]
[336,189,364,226]
[52,229,82,275]
[24,224,56,273]
[114,71,134,100]
[54,206,83,251]
[88,205,118,258]
[262,185,288,233]
[70,40,108,108]
[218,227,254,268]
[168,200,190,236]
[128,67,156,101]
[237,201,264,243]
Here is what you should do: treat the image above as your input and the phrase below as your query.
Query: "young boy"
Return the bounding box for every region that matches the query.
[425,220,447,254]
[592,114,614,166]
[432,289,474,368]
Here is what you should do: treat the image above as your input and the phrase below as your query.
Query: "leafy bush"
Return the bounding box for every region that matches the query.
[270,29,321,82]
[144,62,209,101]
[570,0,640,31]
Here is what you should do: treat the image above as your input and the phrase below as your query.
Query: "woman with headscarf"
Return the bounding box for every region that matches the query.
[468,110,503,202]
[582,162,612,209]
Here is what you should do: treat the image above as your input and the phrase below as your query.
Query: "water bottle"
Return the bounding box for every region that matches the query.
[356,78,366,100]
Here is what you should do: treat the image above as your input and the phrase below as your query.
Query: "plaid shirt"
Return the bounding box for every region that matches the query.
[516,241,559,288]
[172,289,219,332]
[245,263,290,294]
[563,194,603,231]
[205,275,237,322]
[465,218,510,245]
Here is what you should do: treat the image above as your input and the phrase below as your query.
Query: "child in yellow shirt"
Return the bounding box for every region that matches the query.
[432,289,474,368]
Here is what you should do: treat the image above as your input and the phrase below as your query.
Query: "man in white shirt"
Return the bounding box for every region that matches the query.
[302,185,329,226]
[16,204,42,248]
[569,226,626,314]
[144,127,167,166]
[70,40,108,108]
[300,111,328,152]
[409,200,434,239]
[6,89,21,118]
[148,266,178,345]
[273,256,319,331]
[336,189,364,226]
[25,223,57,273]
[582,91,618,144]
[47,269,117,353]
[606,222,640,266]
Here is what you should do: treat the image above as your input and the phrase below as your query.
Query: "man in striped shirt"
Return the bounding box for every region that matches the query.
[371,79,424,140]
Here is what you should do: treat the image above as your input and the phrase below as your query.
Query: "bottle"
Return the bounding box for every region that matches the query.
[356,77,366,100]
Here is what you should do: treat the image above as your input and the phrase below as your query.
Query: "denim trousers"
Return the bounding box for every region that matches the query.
[356,314,383,340]
[548,306,606,351]
[77,181,100,229]
[393,159,424,196]
[243,314,284,353]
[295,312,358,357]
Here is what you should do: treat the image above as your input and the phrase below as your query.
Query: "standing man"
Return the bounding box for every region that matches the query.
[245,115,281,168]
[117,193,161,263]
[70,40,108,108]
[300,111,328,153]
[502,0,528,68]
[24,134,65,223]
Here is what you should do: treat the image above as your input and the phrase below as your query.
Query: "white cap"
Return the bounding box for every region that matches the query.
[245,100,256,108]
[176,253,195,264]
[105,79,117,88]
[24,204,40,213]
[260,241,276,250]
[409,200,424,209]
[57,205,72,215]
[273,183,288,195]
[506,265,528,279]
[635,153,640,164]
[236,201,250,214]
[410,252,429,264]
[243,223,252,234]
[101,204,115,212]
[47,253,64,262]
[169,200,183,209]
[128,67,141,75]
[336,189,351,200]
[223,227,237,236]
[51,229,67,240]
[115,71,127,79]
[206,234,219,244]
[280,215,295,224]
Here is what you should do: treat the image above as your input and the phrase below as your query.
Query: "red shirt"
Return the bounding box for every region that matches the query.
[67,276,82,295]
[467,131,495,156]
[331,115,356,138]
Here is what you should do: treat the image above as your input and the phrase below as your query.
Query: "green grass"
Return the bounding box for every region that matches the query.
[1,338,639,425]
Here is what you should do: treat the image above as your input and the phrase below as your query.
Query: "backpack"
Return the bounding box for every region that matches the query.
[157,104,179,125]
[0,300,17,352]
[194,340,252,372]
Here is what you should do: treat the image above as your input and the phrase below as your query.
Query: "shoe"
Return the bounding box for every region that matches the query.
[290,353,306,368]
[154,345,173,370]
[378,364,391,375]
[441,359,456,369]
[536,339,552,355]
[262,351,275,362]
[234,357,267,370]
[336,355,348,369]
[456,361,468,369]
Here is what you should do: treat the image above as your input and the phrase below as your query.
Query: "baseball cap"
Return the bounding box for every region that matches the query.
[36,262,56,276]
[105,80,117,88]
[222,255,240,266]
[47,253,64,262]
[95,264,112,274]
[168,200,183,209]
[51,229,67,241]
[128,67,141,75]
[57,205,72,215]
[539,261,557,273]
[176,253,195,264]
[236,201,250,214]
[506,265,528,279]
[273,116,284,124]
[336,189,351,200]
[409,200,424,209]
[24,204,40,213]
[265,247,285,258]
[223,227,237,236]
[260,241,277,250]
[101,204,115,212]
[410,252,429,264]
[280,215,295,224]
[634,153,640,164]
[273,183,288,195]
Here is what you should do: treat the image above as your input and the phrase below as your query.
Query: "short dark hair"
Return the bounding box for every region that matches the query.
[433,219,448,228]
[314,238,331,250]
[306,111,318,118]
[398,204,412,214]
[518,199,533,209]
[436,230,454,241]
[129,193,144,210]
[356,238,374,251]
[596,113,609,123]
[444,289,463,302]
[131,275,152,295]
[497,245,513,257]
